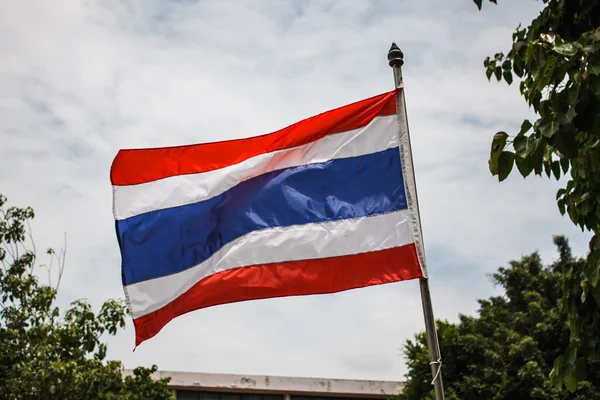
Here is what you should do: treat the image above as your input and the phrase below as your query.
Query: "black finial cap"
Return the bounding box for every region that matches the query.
[387,42,404,68]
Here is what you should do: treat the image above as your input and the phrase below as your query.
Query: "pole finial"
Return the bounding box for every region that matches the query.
[387,42,404,68]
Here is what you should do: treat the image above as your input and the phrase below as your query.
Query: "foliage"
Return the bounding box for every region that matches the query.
[474,0,600,389]
[397,237,600,399]
[0,193,173,400]
[121,366,174,400]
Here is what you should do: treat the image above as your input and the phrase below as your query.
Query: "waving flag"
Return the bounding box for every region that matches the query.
[111,89,426,346]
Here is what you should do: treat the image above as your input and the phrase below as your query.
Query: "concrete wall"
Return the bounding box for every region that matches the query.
[122,370,403,399]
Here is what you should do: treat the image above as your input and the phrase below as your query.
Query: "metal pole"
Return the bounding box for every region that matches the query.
[387,42,445,400]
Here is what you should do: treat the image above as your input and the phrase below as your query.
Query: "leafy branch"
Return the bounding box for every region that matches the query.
[475,0,600,391]
[0,193,173,399]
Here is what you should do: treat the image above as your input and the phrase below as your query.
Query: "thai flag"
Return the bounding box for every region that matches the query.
[111,89,425,346]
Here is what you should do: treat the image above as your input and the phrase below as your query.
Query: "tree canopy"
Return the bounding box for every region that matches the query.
[398,237,600,399]
[0,193,173,400]
[475,0,600,388]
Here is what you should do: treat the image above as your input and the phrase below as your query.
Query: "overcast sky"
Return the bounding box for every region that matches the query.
[0,0,591,382]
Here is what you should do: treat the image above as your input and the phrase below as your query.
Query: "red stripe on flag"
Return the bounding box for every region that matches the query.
[132,243,421,346]
[111,90,398,186]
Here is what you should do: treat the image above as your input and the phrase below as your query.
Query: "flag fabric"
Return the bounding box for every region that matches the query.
[111,89,426,346]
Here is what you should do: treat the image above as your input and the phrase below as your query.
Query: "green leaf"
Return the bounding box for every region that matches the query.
[574,357,587,383]
[564,363,578,392]
[528,138,545,176]
[554,89,571,115]
[526,136,541,157]
[580,192,591,202]
[560,157,569,173]
[539,118,559,138]
[561,354,587,393]
[515,155,533,177]
[582,279,590,302]
[489,157,499,176]
[486,67,493,81]
[586,257,600,288]
[565,179,574,193]
[489,132,508,176]
[554,42,582,57]
[498,151,515,181]
[503,70,513,84]
[550,355,564,389]
[473,0,482,10]
[543,144,553,163]
[514,135,528,156]
[588,62,600,75]
[518,120,533,136]
[494,66,502,81]
[513,53,525,77]
[551,161,561,180]
[544,161,552,178]
[557,197,566,215]
[502,59,511,70]
[590,234,600,250]
[526,43,535,65]
[565,345,578,365]
[491,132,508,156]
[537,45,548,68]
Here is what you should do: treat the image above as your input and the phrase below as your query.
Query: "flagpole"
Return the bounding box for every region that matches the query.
[387,42,445,400]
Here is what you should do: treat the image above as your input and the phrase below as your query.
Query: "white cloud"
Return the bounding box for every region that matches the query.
[0,0,589,382]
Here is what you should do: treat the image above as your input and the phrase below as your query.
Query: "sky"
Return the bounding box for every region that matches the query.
[0,0,592,383]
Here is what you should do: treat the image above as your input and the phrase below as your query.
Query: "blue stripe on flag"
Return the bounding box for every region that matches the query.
[117,148,407,285]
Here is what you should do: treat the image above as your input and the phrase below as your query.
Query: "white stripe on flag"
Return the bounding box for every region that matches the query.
[113,115,398,220]
[126,209,414,319]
